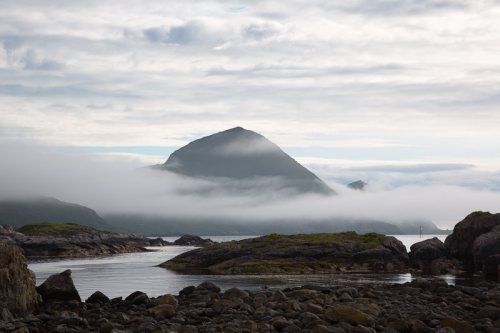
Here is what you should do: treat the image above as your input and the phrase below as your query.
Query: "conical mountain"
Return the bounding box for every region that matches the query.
[159,127,333,195]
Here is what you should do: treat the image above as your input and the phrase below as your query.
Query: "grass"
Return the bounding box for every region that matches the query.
[16,222,89,236]
[259,232,383,249]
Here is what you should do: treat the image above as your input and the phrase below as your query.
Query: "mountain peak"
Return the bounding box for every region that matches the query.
[158,128,334,195]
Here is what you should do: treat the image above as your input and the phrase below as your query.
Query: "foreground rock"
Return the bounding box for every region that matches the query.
[0,222,151,258]
[0,237,38,315]
[408,211,500,280]
[161,232,409,274]
[6,278,500,333]
[37,270,81,302]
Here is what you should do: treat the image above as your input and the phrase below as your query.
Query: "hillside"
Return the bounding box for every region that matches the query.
[0,197,110,229]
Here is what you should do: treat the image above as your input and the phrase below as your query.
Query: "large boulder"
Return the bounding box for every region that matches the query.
[410,237,446,262]
[472,227,500,279]
[410,237,458,274]
[445,211,500,271]
[37,269,81,302]
[0,237,39,315]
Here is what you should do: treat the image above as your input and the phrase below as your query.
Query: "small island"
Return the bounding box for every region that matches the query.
[161,232,409,274]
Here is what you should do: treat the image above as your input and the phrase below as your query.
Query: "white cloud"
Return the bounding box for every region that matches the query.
[0,0,499,173]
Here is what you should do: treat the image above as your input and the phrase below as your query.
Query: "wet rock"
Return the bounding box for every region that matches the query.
[0,237,39,315]
[37,270,81,302]
[86,291,110,304]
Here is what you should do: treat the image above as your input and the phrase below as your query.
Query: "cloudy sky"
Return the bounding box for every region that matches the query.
[1,0,500,193]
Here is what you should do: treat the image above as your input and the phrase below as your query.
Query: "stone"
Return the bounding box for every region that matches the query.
[174,235,214,247]
[157,294,179,308]
[324,305,375,326]
[148,304,176,319]
[197,281,221,293]
[440,317,474,333]
[37,270,81,302]
[0,237,39,315]
[223,287,249,300]
[125,291,149,305]
[86,291,110,304]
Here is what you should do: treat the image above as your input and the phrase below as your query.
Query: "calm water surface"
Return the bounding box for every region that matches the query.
[29,234,452,300]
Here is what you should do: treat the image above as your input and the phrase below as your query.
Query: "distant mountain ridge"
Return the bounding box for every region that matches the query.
[156,127,333,195]
[0,197,109,229]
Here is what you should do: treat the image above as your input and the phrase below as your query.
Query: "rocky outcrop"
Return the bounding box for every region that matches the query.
[173,234,214,247]
[445,212,500,267]
[0,222,150,258]
[161,232,409,274]
[0,237,38,315]
[445,211,500,279]
[409,237,459,274]
[37,269,81,302]
[2,279,500,332]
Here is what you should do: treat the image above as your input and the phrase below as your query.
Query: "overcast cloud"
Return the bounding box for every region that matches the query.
[0,0,499,220]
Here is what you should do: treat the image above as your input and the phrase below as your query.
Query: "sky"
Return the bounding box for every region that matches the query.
[1,1,500,227]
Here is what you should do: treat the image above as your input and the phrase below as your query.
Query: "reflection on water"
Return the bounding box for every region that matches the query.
[29,234,455,300]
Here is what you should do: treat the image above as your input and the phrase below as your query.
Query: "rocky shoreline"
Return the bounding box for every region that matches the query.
[2,267,500,333]
[0,223,153,258]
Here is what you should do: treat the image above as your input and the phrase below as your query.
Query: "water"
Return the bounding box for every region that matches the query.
[29,234,451,300]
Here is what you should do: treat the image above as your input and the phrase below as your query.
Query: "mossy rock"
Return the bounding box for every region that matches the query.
[17,222,90,236]
[324,304,375,326]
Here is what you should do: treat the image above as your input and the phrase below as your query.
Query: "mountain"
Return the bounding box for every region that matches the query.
[0,197,110,229]
[156,127,333,195]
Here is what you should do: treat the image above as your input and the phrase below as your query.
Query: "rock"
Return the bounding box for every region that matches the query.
[161,232,409,274]
[410,237,448,273]
[174,235,214,247]
[4,222,150,258]
[37,269,81,302]
[324,305,375,326]
[156,294,178,308]
[197,281,221,293]
[125,291,149,305]
[445,211,500,270]
[148,304,176,319]
[0,237,39,315]
[223,287,249,300]
[472,230,500,277]
[149,237,169,246]
[440,317,474,333]
[86,291,110,304]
